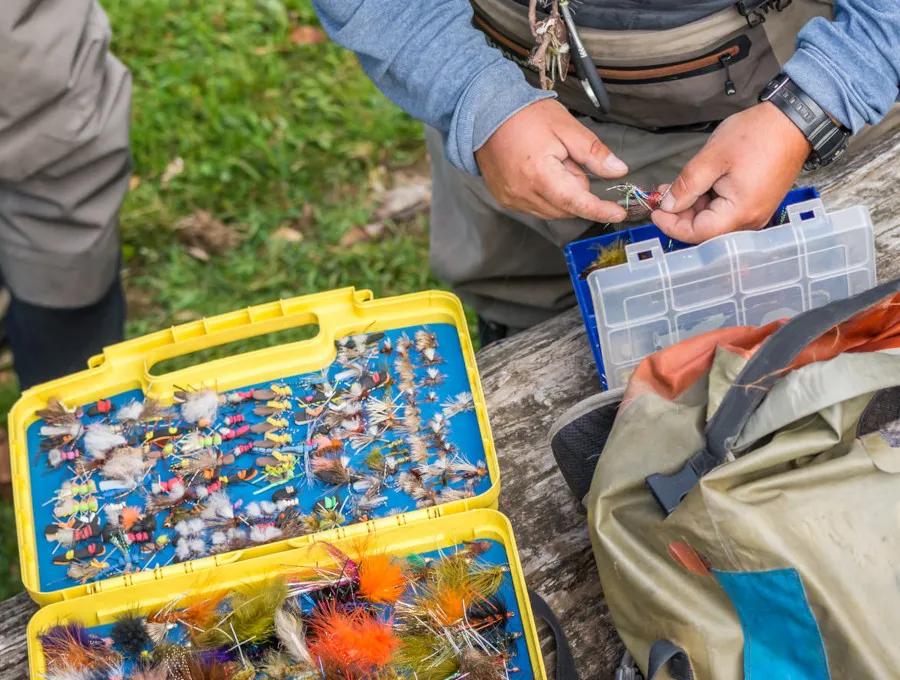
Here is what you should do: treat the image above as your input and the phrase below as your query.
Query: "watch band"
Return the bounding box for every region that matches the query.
[759,73,850,170]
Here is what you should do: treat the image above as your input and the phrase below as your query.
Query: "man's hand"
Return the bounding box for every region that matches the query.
[475,99,628,222]
[651,102,812,243]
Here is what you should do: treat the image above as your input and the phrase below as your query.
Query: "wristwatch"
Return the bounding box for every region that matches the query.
[759,73,850,170]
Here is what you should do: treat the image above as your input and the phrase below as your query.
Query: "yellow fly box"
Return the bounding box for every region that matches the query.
[10,288,500,604]
[27,509,546,679]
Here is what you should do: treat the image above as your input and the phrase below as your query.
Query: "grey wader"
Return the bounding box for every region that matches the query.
[0,0,130,386]
[428,0,834,330]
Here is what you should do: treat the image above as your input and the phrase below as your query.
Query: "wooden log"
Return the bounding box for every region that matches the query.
[0,592,36,679]
[0,121,897,680]
[478,118,900,680]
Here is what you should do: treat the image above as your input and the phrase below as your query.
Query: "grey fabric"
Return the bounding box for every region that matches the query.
[509,0,737,31]
[648,640,693,680]
[426,122,709,327]
[857,385,900,437]
[0,0,130,308]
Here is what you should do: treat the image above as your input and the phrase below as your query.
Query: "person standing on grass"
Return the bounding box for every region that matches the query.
[0,0,130,484]
[0,0,128,388]
[313,0,899,346]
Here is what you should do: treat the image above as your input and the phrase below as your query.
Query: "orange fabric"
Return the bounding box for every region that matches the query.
[625,294,900,402]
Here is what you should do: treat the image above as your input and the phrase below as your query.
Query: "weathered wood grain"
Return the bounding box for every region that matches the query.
[0,592,36,679]
[0,121,897,680]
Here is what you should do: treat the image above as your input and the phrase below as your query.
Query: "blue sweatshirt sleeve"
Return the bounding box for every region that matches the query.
[312,0,554,174]
[784,0,900,132]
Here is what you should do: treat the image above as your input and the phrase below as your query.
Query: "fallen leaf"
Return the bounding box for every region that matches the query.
[349,141,376,160]
[339,222,387,247]
[290,25,327,45]
[272,225,304,243]
[125,288,158,319]
[186,246,210,262]
[161,157,185,186]
[175,210,245,256]
[129,175,142,191]
[373,179,431,222]
[174,309,202,323]
[367,165,388,195]
[337,172,431,246]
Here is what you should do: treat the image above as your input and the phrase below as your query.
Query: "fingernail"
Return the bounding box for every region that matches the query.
[603,153,628,175]
[660,193,676,212]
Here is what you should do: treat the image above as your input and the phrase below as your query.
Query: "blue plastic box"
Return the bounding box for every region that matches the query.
[565,187,821,389]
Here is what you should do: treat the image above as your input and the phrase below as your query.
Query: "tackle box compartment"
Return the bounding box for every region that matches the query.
[565,188,877,389]
[27,508,547,679]
[10,288,501,604]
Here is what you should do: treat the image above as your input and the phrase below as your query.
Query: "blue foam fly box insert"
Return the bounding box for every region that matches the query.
[27,323,490,592]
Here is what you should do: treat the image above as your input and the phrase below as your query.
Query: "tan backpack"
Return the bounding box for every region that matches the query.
[562,278,900,679]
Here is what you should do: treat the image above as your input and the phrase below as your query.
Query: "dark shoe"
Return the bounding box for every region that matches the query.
[477,317,510,348]
[549,388,624,502]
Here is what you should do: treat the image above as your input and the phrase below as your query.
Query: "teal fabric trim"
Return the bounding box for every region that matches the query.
[714,568,830,680]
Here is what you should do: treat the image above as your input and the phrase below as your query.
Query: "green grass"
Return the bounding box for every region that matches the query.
[0,0,452,599]
[115,0,433,334]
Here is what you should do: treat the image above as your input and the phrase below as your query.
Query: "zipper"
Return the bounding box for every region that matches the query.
[720,53,737,96]
[598,42,746,85]
[472,9,751,87]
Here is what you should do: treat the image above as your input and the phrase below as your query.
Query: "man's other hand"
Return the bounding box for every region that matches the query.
[651,102,812,243]
[475,99,629,222]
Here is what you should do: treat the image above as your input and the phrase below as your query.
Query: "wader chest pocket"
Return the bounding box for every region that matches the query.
[594,35,749,97]
[473,6,782,129]
[475,9,748,93]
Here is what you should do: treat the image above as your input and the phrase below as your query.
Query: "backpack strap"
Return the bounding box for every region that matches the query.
[647,276,900,515]
[648,640,694,679]
[528,589,580,680]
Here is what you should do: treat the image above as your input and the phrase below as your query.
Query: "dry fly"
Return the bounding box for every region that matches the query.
[442,392,474,418]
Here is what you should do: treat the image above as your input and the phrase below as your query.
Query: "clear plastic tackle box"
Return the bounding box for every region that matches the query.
[584,197,876,390]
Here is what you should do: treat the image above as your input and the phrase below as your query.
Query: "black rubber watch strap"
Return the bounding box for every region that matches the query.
[760,73,849,170]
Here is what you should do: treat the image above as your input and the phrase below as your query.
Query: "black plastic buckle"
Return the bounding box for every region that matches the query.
[616,667,643,680]
[615,654,644,680]
[644,450,707,517]
[737,0,792,27]
[737,0,768,26]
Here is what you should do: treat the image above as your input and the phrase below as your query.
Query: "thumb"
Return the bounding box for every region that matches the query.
[659,143,727,213]
[555,117,629,179]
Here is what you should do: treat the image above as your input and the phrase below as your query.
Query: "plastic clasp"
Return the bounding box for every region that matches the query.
[646,453,705,516]
[625,240,665,270]
[786,198,827,227]
[616,652,644,680]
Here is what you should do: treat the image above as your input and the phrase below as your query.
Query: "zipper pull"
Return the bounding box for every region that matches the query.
[720,53,736,96]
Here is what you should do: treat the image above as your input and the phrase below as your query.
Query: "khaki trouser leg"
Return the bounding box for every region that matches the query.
[427,121,710,328]
[0,0,130,309]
